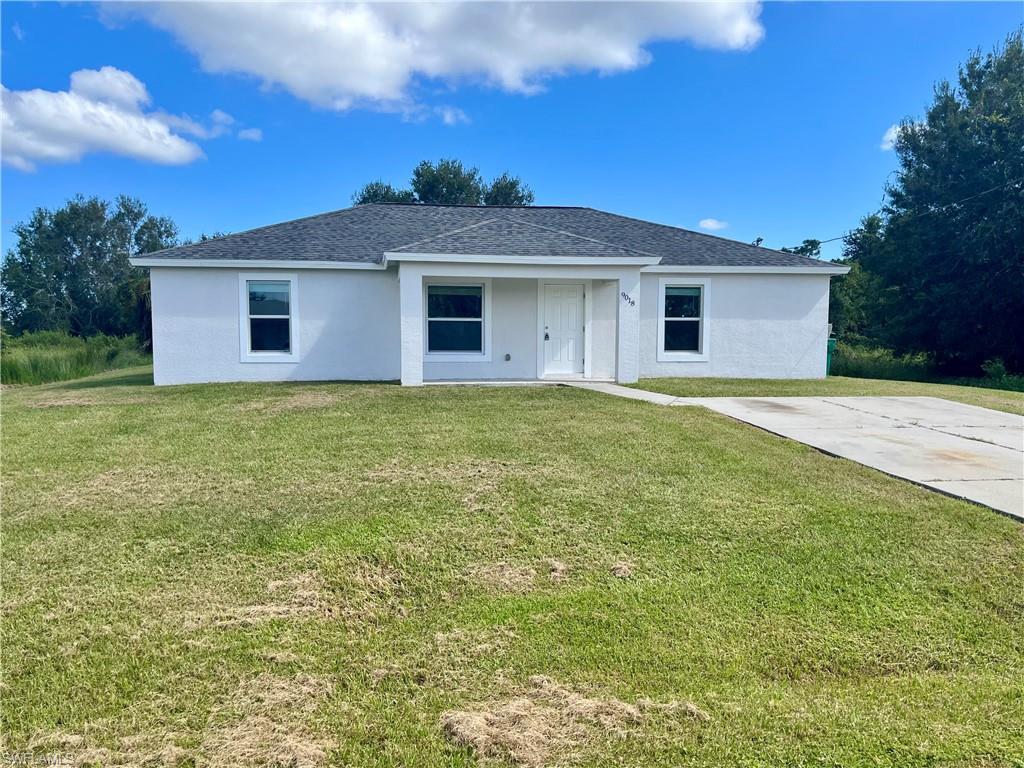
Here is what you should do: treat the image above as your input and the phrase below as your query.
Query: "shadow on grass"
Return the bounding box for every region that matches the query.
[58,368,155,390]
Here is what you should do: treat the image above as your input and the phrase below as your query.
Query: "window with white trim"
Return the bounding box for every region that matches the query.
[247,280,292,352]
[663,285,702,352]
[239,273,298,363]
[427,284,484,353]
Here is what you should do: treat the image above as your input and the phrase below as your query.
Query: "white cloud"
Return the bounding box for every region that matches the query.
[12,22,24,41]
[210,108,234,126]
[1,67,204,171]
[153,109,236,139]
[436,106,469,126]
[110,2,764,112]
[880,124,900,151]
[69,66,150,110]
[237,127,262,142]
[699,218,728,231]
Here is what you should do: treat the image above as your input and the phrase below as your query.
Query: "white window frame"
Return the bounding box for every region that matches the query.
[238,272,300,363]
[423,278,492,363]
[657,277,710,362]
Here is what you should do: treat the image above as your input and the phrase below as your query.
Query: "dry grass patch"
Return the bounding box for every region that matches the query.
[189,559,408,631]
[23,675,334,768]
[200,673,335,768]
[545,559,570,583]
[26,729,191,767]
[21,392,153,409]
[365,458,542,512]
[611,561,634,579]
[43,465,254,517]
[441,675,708,766]
[434,626,517,661]
[260,649,307,665]
[471,562,538,593]
[236,390,345,415]
[195,571,333,628]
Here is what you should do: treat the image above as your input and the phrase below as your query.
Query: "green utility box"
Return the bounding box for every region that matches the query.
[826,338,837,375]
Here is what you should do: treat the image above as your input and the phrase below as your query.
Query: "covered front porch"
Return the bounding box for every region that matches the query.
[393,259,646,386]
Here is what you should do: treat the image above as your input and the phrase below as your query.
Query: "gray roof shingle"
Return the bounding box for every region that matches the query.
[138,203,833,268]
[390,217,658,259]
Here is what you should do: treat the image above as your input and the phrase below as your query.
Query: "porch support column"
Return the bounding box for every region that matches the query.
[616,269,641,383]
[399,264,425,386]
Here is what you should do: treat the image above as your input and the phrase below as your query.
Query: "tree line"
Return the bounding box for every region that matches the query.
[823,31,1023,375]
[3,32,1021,378]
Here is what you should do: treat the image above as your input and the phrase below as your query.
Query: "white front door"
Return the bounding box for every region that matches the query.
[542,283,585,377]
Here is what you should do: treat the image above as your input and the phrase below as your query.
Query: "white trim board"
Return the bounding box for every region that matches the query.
[133,258,386,270]
[133,257,846,275]
[642,265,849,275]
[385,252,660,266]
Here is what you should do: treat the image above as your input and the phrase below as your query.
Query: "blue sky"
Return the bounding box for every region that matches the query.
[2,2,1021,260]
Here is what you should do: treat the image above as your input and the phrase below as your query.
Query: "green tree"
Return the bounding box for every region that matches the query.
[828,216,888,341]
[352,160,536,206]
[781,239,822,259]
[411,159,486,205]
[351,180,416,205]
[483,172,535,206]
[875,30,1024,373]
[1,195,177,340]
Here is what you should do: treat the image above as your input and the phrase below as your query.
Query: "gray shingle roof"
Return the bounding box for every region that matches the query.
[138,203,834,268]
[390,217,658,259]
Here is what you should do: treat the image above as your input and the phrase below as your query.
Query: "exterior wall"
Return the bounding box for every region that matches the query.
[149,264,832,386]
[639,272,831,379]
[150,267,400,385]
[589,279,618,379]
[423,278,538,381]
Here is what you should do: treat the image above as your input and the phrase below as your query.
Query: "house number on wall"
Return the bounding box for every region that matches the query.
[620,291,636,307]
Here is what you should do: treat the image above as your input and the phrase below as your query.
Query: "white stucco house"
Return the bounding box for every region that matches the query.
[130,203,848,386]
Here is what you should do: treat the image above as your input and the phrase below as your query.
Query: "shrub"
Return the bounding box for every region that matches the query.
[1,331,149,385]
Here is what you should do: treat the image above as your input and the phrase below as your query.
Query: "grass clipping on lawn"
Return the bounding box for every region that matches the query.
[441,675,708,766]
[27,673,334,768]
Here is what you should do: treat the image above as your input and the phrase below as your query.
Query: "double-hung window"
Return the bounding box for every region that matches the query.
[427,284,485,354]
[239,274,298,362]
[658,279,708,361]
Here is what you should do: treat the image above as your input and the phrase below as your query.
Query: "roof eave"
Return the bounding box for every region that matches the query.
[641,264,850,275]
[130,257,386,270]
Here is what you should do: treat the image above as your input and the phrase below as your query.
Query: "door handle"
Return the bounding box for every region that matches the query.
[544,332,550,341]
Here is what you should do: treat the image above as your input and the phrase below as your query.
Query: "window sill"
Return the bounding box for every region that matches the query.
[241,352,300,364]
[656,350,709,363]
[425,352,491,363]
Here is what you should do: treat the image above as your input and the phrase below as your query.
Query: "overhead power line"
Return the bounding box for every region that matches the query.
[806,176,1024,248]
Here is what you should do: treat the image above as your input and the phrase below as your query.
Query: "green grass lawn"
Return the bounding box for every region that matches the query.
[630,375,1024,416]
[3,366,1023,767]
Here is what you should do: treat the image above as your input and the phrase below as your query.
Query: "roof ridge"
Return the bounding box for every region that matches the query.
[366,202,587,210]
[389,214,661,258]
[499,214,662,259]
[388,217,501,252]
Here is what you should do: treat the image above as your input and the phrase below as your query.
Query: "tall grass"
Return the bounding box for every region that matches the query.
[1,331,149,385]
[831,341,1024,392]
[830,342,933,381]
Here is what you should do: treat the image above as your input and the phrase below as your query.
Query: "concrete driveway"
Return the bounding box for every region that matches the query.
[676,396,1023,519]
